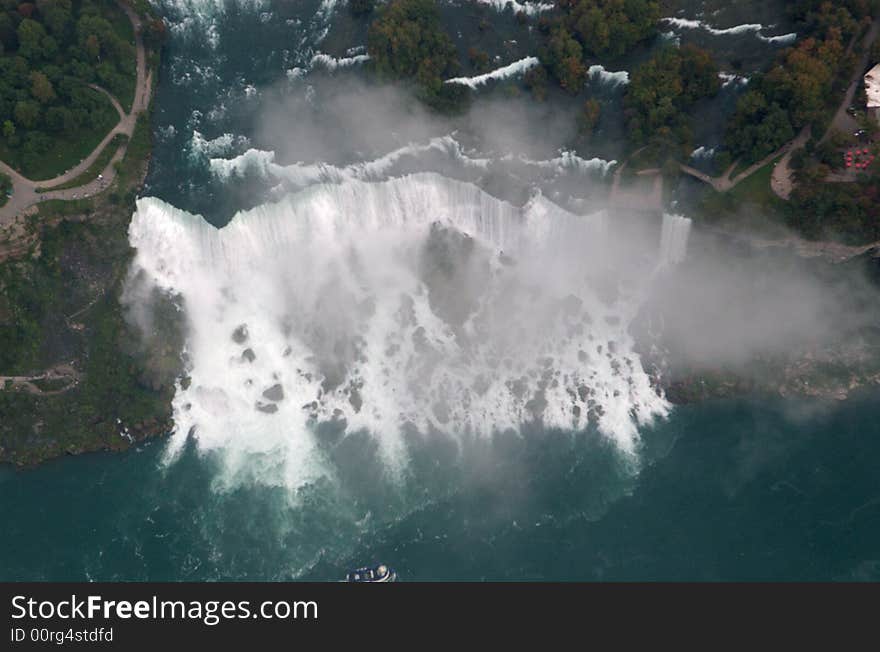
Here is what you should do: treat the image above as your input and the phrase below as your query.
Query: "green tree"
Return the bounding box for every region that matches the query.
[542,27,585,93]
[367,0,462,110]
[30,71,55,103]
[624,46,719,149]
[14,100,40,129]
[524,64,549,101]
[84,33,100,59]
[36,0,72,38]
[16,18,48,61]
[558,0,659,58]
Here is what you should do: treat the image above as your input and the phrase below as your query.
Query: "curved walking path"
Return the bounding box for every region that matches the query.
[769,126,811,200]
[0,1,151,227]
[680,129,805,194]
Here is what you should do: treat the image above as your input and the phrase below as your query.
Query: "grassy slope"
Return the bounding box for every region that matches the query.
[37,134,128,192]
[692,157,791,235]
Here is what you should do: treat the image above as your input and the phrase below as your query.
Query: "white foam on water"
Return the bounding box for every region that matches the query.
[468,0,553,15]
[310,52,371,70]
[690,146,716,160]
[510,150,618,176]
[662,17,796,44]
[153,0,268,49]
[661,31,681,46]
[127,174,684,489]
[445,57,540,89]
[209,136,616,188]
[190,131,252,160]
[587,65,630,87]
[756,32,797,44]
[209,136,491,186]
[719,72,750,88]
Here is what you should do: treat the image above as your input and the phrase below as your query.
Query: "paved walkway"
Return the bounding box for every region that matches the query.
[0,364,80,395]
[769,126,812,200]
[0,1,151,227]
[680,131,804,194]
[609,161,664,213]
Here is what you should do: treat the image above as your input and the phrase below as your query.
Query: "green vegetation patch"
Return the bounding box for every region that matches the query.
[0,0,137,179]
[367,0,467,112]
[624,45,720,154]
[725,1,869,165]
[37,133,127,191]
[695,157,789,231]
[537,0,659,92]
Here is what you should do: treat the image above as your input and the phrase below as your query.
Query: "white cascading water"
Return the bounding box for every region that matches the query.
[128,173,687,487]
[659,214,692,266]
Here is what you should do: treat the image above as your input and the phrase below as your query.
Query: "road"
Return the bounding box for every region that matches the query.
[818,17,880,147]
[0,1,151,227]
[770,16,880,199]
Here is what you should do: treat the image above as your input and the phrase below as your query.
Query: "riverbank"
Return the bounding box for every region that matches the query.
[0,5,173,469]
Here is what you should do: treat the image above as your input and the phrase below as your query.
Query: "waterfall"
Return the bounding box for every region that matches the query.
[659,213,692,266]
[127,173,679,487]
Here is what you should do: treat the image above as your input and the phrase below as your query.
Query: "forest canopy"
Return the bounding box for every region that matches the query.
[539,0,659,92]
[366,0,466,111]
[0,0,136,177]
[624,44,720,151]
[556,0,659,58]
[724,0,867,164]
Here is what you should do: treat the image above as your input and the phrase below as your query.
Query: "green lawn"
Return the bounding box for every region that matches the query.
[0,88,118,182]
[727,157,788,210]
[37,134,128,192]
[694,157,791,234]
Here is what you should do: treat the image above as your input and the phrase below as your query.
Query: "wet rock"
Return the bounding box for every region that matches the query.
[232,324,249,344]
[262,383,284,402]
[348,384,363,413]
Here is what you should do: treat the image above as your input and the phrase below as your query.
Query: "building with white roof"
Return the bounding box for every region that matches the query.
[867,63,880,123]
